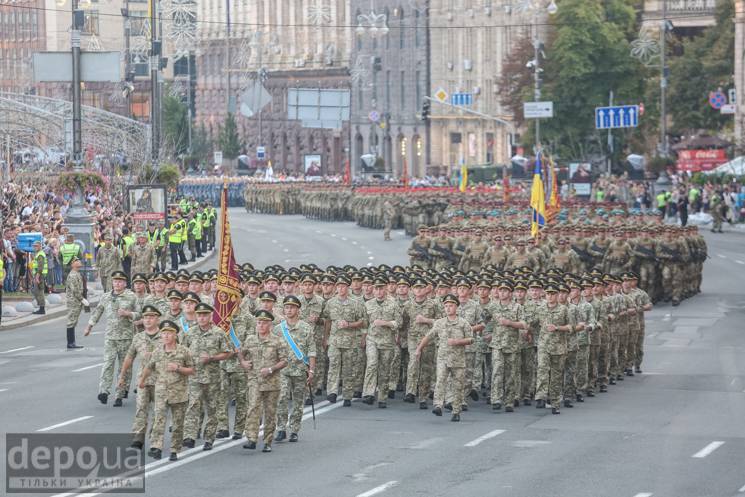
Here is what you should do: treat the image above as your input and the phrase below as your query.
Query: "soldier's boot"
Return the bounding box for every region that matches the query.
[243,441,256,450]
[169,452,178,461]
[216,430,230,439]
[262,444,272,453]
[513,400,520,408]
[469,389,479,401]
[450,414,460,422]
[599,385,608,392]
[342,399,352,407]
[289,433,298,442]
[523,399,532,406]
[387,390,395,399]
[492,401,502,411]
[113,398,123,407]
[326,393,337,403]
[535,399,546,409]
[202,442,213,451]
[419,401,428,410]
[635,367,642,374]
[378,402,387,409]
[576,394,584,402]
[304,397,313,406]
[551,407,560,415]
[431,406,442,416]
[563,399,574,408]
[403,393,415,403]
[33,306,45,315]
[275,431,286,442]
[130,441,143,450]
[97,393,108,404]
[182,438,195,449]
[149,449,162,460]
[66,328,83,349]
[505,405,514,413]
[232,432,242,440]
[672,299,680,307]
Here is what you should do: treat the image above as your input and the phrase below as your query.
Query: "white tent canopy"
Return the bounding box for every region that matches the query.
[703,156,745,176]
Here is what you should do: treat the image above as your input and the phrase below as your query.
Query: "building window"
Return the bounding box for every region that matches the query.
[415,10,420,47]
[385,70,391,110]
[83,11,100,35]
[400,71,405,109]
[358,83,364,111]
[415,70,421,109]
[399,8,405,49]
[384,8,390,50]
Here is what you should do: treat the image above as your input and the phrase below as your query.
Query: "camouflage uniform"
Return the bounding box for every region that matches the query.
[89,289,139,398]
[535,303,569,409]
[125,330,161,443]
[363,296,401,403]
[217,315,252,436]
[130,243,156,276]
[143,294,171,317]
[148,343,193,453]
[275,319,316,434]
[65,270,85,329]
[182,324,231,444]
[487,300,522,407]
[454,298,480,404]
[322,295,366,401]
[96,246,122,292]
[573,299,596,396]
[402,298,441,401]
[427,315,472,416]
[630,287,651,370]
[242,331,289,446]
[518,299,540,402]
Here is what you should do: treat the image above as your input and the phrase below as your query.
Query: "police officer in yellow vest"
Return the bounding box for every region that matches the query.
[31,240,48,315]
[168,215,184,270]
[60,233,82,280]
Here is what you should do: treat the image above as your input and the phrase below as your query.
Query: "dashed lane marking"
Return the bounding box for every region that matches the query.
[692,441,725,458]
[0,346,35,354]
[464,429,506,447]
[368,256,375,260]
[738,483,745,493]
[356,481,399,497]
[37,416,94,432]
[72,362,104,372]
[0,388,8,392]
[632,493,653,497]
[737,260,745,265]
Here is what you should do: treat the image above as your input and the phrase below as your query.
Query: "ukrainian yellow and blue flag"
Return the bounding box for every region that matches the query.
[530,153,546,237]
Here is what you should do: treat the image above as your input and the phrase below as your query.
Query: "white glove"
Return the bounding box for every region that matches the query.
[81,298,90,307]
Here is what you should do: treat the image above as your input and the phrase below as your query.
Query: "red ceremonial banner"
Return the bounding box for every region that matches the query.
[212,184,242,335]
[676,149,727,172]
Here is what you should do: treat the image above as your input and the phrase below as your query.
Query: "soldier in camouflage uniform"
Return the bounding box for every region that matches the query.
[144,273,171,315]
[416,294,473,422]
[382,199,396,241]
[131,233,156,276]
[322,276,367,406]
[96,234,122,292]
[64,257,86,349]
[117,305,162,448]
[274,296,316,442]
[361,279,401,407]
[239,310,289,452]
[453,279,483,407]
[182,303,231,451]
[402,278,440,409]
[534,285,570,415]
[139,320,194,461]
[487,281,526,412]
[216,305,251,441]
[85,271,139,406]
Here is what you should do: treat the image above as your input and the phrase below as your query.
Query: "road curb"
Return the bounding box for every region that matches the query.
[0,249,217,333]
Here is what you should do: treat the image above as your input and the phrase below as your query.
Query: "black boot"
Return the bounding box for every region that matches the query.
[275,431,286,442]
[33,307,45,315]
[66,328,83,349]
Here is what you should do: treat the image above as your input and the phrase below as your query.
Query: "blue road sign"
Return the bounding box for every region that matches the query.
[451,93,473,106]
[595,105,639,130]
[257,146,266,160]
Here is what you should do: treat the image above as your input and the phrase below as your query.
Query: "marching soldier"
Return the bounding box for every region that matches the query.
[64,257,86,349]
[31,240,48,314]
[97,234,122,292]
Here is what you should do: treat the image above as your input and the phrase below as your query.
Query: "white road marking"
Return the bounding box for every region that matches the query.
[406,437,443,450]
[271,239,278,243]
[351,462,392,482]
[632,493,653,497]
[730,378,737,386]
[464,429,506,447]
[90,331,102,335]
[51,401,341,497]
[72,362,104,372]
[368,256,375,260]
[692,441,725,458]
[37,416,94,432]
[367,251,372,255]
[367,262,373,267]
[0,388,8,392]
[331,234,337,237]
[717,254,727,259]
[315,230,322,234]
[737,260,745,265]
[738,483,745,493]
[0,345,34,354]
[283,248,289,252]
[356,481,399,497]
[352,241,358,245]
[341,237,347,241]
[512,440,551,448]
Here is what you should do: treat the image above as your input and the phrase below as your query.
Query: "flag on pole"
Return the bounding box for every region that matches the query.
[502,170,510,204]
[402,157,409,190]
[343,158,351,186]
[212,182,242,348]
[545,155,560,224]
[530,153,546,237]
[458,163,468,193]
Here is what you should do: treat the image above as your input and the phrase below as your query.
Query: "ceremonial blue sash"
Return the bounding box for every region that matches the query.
[280,320,308,365]
[180,316,189,334]
[228,325,241,348]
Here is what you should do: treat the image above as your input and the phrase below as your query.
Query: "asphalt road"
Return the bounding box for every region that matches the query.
[1,210,744,497]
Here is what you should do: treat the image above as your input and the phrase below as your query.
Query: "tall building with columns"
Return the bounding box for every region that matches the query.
[195,0,352,174]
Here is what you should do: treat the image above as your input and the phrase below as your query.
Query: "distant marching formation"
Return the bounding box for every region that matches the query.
[77,259,652,458]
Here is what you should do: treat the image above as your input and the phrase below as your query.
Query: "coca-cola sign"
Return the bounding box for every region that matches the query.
[676,149,728,172]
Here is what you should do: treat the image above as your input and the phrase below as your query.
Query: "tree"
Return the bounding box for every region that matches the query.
[188,124,212,170]
[498,33,537,128]
[668,0,734,135]
[538,0,645,161]
[162,93,190,157]
[217,113,243,160]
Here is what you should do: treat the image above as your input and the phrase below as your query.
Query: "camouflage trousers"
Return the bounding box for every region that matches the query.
[100,275,112,293]
[387,345,407,392]
[536,350,565,408]
[597,330,611,386]
[183,381,220,443]
[490,349,519,406]
[383,220,392,240]
[150,398,187,452]
[131,385,155,443]
[311,336,327,392]
[476,351,491,391]
[245,384,280,446]
[276,374,307,434]
[639,262,657,302]
[217,370,248,434]
[611,332,626,377]
[434,362,465,415]
[405,341,435,400]
[623,327,637,371]
[563,349,578,399]
[634,324,645,369]
[99,339,132,398]
[66,303,83,329]
[362,342,394,403]
[520,346,536,401]
[353,345,366,394]
[576,345,590,394]
[32,280,45,308]
[587,344,600,392]
[327,346,356,400]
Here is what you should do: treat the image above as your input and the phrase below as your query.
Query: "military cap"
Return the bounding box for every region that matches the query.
[528,279,543,289]
[255,309,275,321]
[350,272,363,281]
[132,273,148,284]
[361,275,374,284]
[514,281,528,291]
[392,265,406,274]
[245,275,262,285]
[209,272,218,281]
[167,289,183,300]
[241,263,255,272]
[152,272,168,283]
[442,294,460,306]
[498,281,514,291]
[176,273,190,283]
[194,302,214,314]
[544,284,559,293]
[455,278,471,288]
[396,276,410,286]
[264,273,280,283]
[159,320,179,333]
[411,278,428,288]
[580,279,594,289]
[567,280,581,290]
[320,274,336,284]
[300,273,317,284]
[283,295,302,307]
[259,291,277,302]
[176,268,190,277]
[336,276,351,286]
[111,270,128,281]
[189,273,203,283]
[476,280,491,289]
[141,304,162,317]
[165,271,177,281]
[182,291,201,303]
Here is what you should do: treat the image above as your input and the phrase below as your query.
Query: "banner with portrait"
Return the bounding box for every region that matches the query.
[304,154,322,177]
[569,163,592,197]
[126,184,167,231]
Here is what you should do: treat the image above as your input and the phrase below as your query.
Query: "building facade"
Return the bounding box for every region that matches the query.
[195,0,352,173]
[0,0,46,94]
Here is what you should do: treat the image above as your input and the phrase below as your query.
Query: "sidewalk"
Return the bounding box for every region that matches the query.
[0,250,216,332]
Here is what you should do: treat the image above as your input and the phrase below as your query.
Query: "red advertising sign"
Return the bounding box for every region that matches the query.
[676,149,728,172]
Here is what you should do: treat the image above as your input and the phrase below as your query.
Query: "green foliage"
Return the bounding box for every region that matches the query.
[218,113,243,160]
[541,0,645,161]
[668,0,734,134]
[647,155,675,174]
[162,93,190,157]
[57,170,108,193]
[156,164,181,189]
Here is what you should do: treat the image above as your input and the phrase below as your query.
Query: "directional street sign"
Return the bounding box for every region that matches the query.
[524,101,554,119]
[451,93,473,106]
[595,105,639,130]
[434,88,449,103]
[257,146,266,160]
[720,104,736,115]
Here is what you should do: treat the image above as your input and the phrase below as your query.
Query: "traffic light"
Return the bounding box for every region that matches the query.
[421,100,430,121]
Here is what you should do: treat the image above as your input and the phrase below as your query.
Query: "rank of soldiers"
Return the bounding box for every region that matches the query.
[85,261,654,458]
